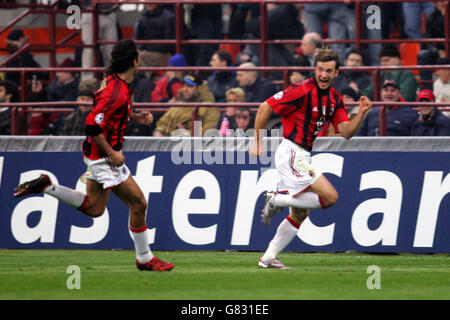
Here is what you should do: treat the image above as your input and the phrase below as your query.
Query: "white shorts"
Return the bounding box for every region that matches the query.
[83,157,131,189]
[275,139,321,196]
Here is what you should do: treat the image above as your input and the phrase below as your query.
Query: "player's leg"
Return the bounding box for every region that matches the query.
[259,207,310,269]
[14,173,110,217]
[112,175,174,271]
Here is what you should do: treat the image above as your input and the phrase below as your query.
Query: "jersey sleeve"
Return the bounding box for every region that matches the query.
[266,84,307,117]
[331,94,349,130]
[88,85,125,128]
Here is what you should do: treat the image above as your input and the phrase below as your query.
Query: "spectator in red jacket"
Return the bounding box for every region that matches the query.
[151,53,187,103]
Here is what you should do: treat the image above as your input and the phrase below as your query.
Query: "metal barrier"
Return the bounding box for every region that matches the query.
[0,0,450,136]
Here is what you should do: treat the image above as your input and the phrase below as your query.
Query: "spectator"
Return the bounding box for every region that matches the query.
[304,3,349,65]
[411,89,450,136]
[153,74,219,136]
[189,5,223,67]
[341,86,361,120]
[245,4,305,80]
[151,53,186,105]
[344,2,382,66]
[59,78,99,136]
[333,47,371,94]
[296,32,322,68]
[417,1,446,87]
[0,80,22,135]
[358,80,418,136]
[433,57,450,117]
[402,1,435,40]
[217,87,245,135]
[4,29,46,87]
[134,4,175,68]
[28,58,80,135]
[236,62,278,103]
[80,0,119,80]
[207,50,238,102]
[43,58,79,102]
[361,44,417,102]
[233,107,254,136]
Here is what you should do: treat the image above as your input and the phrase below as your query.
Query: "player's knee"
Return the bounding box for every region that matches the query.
[131,198,147,214]
[322,191,338,208]
[81,202,106,217]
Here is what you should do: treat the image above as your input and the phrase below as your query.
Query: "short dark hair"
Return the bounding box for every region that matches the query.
[214,50,233,66]
[107,39,139,74]
[0,80,19,102]
[379,44,400,58]
[314,48,340,70]
[345,47,363,60]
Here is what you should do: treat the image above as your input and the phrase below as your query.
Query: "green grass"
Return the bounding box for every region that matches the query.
[0,250,448,300]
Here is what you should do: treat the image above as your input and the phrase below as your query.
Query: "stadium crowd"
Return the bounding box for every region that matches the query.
[0,1,449,136]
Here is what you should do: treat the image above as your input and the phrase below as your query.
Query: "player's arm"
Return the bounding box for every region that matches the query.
[91,133,125,166]
[249,101,272,157]
[337,96,372,139]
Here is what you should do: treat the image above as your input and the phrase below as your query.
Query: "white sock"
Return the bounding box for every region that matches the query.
[273,192,322,209]
[43,184,87,210]
[261,217,299,263]
[129,226,154,264]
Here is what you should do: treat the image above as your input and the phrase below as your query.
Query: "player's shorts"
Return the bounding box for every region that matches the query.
[274,138,321,196]
[83,157,131,189]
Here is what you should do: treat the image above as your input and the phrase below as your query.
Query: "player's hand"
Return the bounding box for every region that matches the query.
[249,141,264,157]
[134,111,153,125]
[358,96,372,114]
[108,150,125,167]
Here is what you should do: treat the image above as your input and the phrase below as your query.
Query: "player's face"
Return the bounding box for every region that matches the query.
[381,86,401,102]
[314,61,338,90]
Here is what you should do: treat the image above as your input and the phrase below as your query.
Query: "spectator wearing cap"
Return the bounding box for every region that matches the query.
[361,44,417,102]
[411,89,450,136]
[357,80,418,136]
[3,29,45,87]
[151,53,187,103]
[207,50,238,103]
[332,47,371,95]
[433,57,450,117]
[46,58,79,102]
[153,74,219,136]
[59,78,100,136]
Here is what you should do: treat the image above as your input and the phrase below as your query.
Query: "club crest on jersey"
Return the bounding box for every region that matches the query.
[95,113,104,124]
[273,91,284,100]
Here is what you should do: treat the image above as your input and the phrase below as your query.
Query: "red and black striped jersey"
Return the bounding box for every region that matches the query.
[82,73,133,160]
[266,77,349,151]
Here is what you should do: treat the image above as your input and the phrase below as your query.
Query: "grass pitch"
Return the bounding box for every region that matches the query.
[0,250,448,300]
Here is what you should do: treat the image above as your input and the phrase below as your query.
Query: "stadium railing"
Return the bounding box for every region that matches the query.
[0,0,450,136]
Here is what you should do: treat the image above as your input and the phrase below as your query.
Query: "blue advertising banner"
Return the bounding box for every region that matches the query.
[0,150,449,253]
